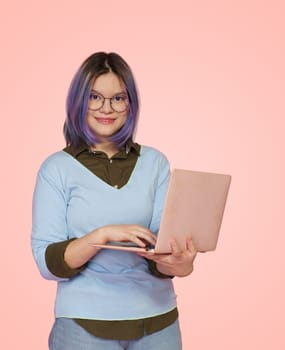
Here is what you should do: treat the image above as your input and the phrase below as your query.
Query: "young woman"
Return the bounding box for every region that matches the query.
[31,52,197,350]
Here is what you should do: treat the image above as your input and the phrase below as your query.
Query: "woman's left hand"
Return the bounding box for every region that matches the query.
[138,237,197,277]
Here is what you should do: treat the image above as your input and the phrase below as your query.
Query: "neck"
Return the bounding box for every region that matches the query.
[90,141,119,158]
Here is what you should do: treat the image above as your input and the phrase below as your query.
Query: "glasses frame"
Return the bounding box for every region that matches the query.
[88,91,129,113]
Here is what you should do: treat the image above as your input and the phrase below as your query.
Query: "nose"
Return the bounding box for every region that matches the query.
[100,98,113,114]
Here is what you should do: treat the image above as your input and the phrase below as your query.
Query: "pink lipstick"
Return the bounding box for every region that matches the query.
[95,118,115,125]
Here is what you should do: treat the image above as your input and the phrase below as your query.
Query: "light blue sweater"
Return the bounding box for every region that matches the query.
[31,146,177,320]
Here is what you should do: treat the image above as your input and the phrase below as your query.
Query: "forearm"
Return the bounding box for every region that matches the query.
[146,259,174,279]
[64,229,105,269]
[45,239,85,278]
[156,261,194,278]
[65,224,157,269]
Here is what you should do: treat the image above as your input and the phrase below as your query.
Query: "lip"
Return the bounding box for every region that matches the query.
[95,117,116,125]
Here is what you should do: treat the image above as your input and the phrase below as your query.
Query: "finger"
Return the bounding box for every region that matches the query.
[133,225,156,238]
[140,229,157,243]
[170,239,183,257]
[127,233,148,247]
[133,229,157,245]
[186,237,195,252]
[120,226,155,246]
[186,238,198,259]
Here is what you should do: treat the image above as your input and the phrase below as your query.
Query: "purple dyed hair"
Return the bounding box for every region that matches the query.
[64,52,139,148]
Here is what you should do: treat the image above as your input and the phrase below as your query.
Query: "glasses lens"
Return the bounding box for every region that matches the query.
[110,94,129,112]
[89,93,104,111]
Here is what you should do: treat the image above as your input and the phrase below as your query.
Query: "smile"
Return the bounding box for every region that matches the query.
[95,117,116,125]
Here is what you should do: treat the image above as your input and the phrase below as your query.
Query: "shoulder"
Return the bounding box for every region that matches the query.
[38,150,74,177]
[139,145,170,178]
[140,145,169,164]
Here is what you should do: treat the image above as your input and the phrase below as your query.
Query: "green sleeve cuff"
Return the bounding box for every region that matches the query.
[45,238,85,278]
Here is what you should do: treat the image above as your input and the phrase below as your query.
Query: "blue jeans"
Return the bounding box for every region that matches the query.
[48,317,182,350]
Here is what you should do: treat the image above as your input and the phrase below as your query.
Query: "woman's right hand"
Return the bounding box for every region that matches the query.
[64,225,156,269]
[94,224,157,247]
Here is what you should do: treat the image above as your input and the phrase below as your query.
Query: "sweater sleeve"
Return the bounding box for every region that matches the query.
[149,152,170,234]
[31,159,72,281]
[146,152,174,279]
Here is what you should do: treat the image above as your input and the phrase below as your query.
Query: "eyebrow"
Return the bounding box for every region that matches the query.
[90,89,127,96]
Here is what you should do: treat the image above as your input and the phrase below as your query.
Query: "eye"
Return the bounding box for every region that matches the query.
[112,95,127,102]
[89,93,102,101]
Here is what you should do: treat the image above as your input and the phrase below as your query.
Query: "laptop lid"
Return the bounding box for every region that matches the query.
[154,168,231,253]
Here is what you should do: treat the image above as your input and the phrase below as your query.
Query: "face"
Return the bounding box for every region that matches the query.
[86,72,128,143]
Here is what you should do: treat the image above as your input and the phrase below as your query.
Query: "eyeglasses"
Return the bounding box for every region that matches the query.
[88,91,129,113]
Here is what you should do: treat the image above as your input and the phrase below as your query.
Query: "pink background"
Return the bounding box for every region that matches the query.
[1,0,284,349]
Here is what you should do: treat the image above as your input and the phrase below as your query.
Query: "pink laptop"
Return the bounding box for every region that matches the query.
[89,169,231,254]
